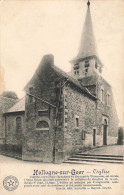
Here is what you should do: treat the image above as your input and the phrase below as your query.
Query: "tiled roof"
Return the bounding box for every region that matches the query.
[5,97,25,113]
[0,96,18,113]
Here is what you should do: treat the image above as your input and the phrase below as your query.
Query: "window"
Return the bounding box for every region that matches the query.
[107,94,110,106]
[82,131,86,140]
[74,71,79,75]
[84,60,89,75]
[85,67,88,73]
[101,88,104,102]
[16,117,22,132]
[95,61,98,69]
[76,118,79,128]
[36,120,49,130]
[74,63,79,75]
[74,70,79,75]
[38,109,49,117]
[85,60,89,67]
[74,63,79,70]
[28,87,35,103]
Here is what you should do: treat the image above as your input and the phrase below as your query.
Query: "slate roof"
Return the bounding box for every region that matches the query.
[70,4,103,67]
[5,97,25,114]
[24,54,97,100]
[79,75,98,86]
[76,6,97,60]
[0,96,18,113]
[79,74,111,87]
[52,65,97,99]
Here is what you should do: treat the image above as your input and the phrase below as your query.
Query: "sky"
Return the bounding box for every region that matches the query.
[0,0,124,125]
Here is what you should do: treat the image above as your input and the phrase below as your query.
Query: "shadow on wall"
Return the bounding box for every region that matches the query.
[118,127,124,145]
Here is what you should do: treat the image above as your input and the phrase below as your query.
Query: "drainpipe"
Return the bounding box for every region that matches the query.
[4,115,6,144]
[54,78,69,163]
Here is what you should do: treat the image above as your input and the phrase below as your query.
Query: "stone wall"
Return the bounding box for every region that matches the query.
[96,76,118,139]
[23,55,64,163]
[0,110,5,144]
[62,84,97,160]
[23,96,57,162]
[61,75,118,161]
[23,55,119,163]
[4,112,25,145]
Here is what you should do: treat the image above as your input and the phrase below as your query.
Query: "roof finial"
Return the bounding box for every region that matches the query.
[87,0,90,8]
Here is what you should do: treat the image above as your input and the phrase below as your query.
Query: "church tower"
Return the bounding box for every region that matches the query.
[70,0,118,146]
[71,0,103,79]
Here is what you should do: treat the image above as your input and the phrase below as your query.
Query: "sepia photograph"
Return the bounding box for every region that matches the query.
[0,0,124,194]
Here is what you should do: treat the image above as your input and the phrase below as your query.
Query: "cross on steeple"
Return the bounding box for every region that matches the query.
[87,0,90,8]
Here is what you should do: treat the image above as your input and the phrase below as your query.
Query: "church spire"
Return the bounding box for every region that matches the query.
[87,0,90,8]
[77,0,97,60]
[71,0,103,78]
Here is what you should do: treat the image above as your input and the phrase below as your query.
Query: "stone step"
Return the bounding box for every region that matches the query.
[76,153,123,158]
[64,157,123,164]
[73,154,123,161]
[63,160,123,165]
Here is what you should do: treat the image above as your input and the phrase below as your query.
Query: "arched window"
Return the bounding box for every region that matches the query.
[16,117,22,132]
[104,119,107,126]
[101,88,104,102]
[106,93,110,106]
[36,120,49,130]
[103,119,108,145]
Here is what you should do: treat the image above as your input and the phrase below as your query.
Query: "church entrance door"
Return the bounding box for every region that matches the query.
[93,129,96,146]
[103,119,107,145]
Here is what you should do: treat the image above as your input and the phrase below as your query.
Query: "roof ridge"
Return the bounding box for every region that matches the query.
[4,96,25,114]
[52,65,97,100]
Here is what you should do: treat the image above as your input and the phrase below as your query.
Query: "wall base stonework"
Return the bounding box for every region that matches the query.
[107,136,118,145]
[0,138,5,144]
[22,148,53,163]
[83,134,118,147]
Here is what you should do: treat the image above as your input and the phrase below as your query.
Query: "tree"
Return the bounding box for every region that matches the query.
[2,91,18,99]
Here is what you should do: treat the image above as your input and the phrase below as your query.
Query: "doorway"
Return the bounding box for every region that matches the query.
[103,119,107,145]
[93,129,96,146]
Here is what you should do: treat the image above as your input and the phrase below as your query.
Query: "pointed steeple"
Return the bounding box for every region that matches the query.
[77,0,97,59]
[71,0,103,78]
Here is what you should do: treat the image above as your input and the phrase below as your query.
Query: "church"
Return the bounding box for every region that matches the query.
[0,1,119,163]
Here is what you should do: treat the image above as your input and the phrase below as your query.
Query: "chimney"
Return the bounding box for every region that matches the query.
[42,54,54,66]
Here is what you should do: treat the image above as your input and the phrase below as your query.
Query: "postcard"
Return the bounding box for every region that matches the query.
[0,0,124,195]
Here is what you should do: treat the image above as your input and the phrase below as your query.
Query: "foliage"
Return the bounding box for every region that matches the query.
[2,91,18,100]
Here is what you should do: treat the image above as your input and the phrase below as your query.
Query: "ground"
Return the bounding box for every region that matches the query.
[83,145,124,156]
[0,144,123,165]
[0,146,123,195]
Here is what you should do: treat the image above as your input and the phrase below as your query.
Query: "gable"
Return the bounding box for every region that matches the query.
[24,54,97,101]
[0,96,17,113]
[4,97,25,114]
